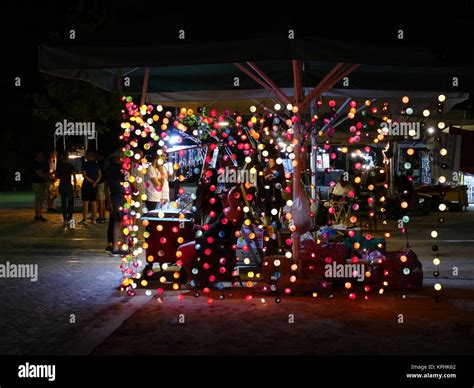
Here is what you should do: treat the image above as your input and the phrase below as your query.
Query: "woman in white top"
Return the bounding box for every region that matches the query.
[145,154,170,211]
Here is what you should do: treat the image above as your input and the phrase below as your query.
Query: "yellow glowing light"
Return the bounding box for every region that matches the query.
[401,201,408,209]
[407,148,415,156]
[433,258,440,265]
[400,255,407,263]
[434,283,442,291]
[353,242,361,249]
[341,147,348,153]
[438,176,446,184]
[402,96,410,104]
[354,177,361,184]
[438,94,446,102]
[431,230,439,238]
[345,282,352,289]
[159,276,166,283]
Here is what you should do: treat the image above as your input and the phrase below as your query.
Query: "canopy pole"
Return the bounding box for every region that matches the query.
[300,63,344,108]
[292,60,303,275]
[233,63,290,106]
[301,63,360,109]
[140,67,150,106]
[246,62,292,105]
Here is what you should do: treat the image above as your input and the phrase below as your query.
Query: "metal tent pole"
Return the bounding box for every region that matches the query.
[292,60,303,273]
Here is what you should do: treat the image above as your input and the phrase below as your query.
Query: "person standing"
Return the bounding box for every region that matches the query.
[32,151,51,221]
[95,151,107,223]
[80,149,101,225]
[104,148,124,256]
[56,152,77,226]
[144,154,170,212]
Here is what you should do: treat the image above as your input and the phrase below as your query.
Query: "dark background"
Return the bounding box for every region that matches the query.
[1,1,474,190]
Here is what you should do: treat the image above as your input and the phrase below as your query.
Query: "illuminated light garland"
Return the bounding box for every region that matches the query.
[116,93,449,302]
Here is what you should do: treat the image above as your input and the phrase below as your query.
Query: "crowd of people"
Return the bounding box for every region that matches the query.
[31,148,173,257]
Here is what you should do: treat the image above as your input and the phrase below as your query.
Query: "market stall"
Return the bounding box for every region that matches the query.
[38,34,474,300]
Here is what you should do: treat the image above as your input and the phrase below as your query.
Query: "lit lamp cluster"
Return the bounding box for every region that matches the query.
[117,97,305,298]
[116,93,446,301]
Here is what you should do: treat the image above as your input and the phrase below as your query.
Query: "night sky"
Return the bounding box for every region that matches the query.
[1,2,474,190]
